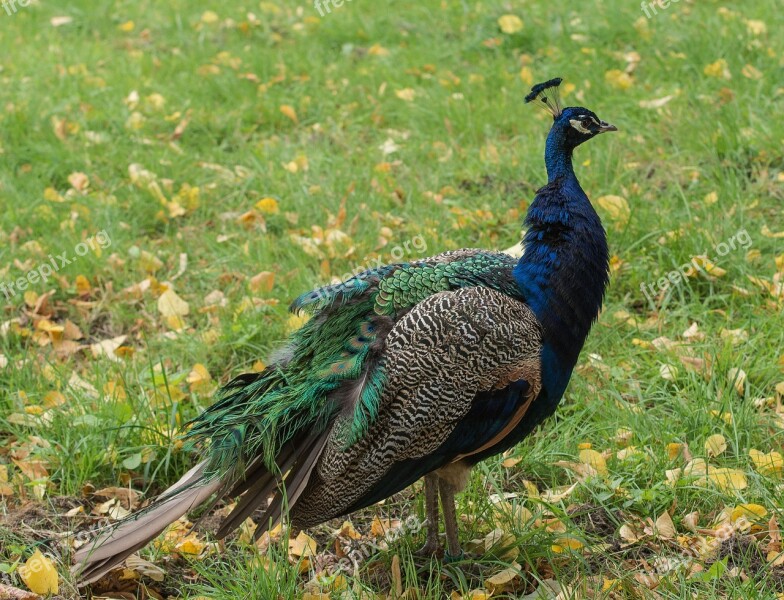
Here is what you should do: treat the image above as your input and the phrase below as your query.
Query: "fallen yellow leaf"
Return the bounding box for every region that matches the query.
[485,563,522,593]
[704,59,731,79]
[367,43,390,56]
[552,536,584,553]
[595,195,631,224]
[286,313,309,332]
[749,449,783,476]
[497,14,524,34]
[395,88,416,102]
[605,69,633,90]
[289,530,317,557]
[579,448,608,475]
[727,367,747,395]
[667,443,683,460]
[158,289,190,317]
[255,197,280,214]
[741,64,763,80]
[174,533,205,555]
[707,467,748,491]
[336,521,362,540]
[187,363,212,394]
[75,274,92,296]
[201,10,219,24]
[731,504,767,522]
[691,256,727,278]
[705,434,727,457]
[279,105,298,123]
[19,549,58,595]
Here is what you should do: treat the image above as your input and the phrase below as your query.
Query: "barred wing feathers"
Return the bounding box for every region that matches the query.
[294,286,543,524]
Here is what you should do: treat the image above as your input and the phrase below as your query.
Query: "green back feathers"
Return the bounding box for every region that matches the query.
[374,253,521,314]
[294,252,522,316]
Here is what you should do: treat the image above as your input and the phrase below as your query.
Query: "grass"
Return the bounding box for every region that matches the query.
[0,0,783,598]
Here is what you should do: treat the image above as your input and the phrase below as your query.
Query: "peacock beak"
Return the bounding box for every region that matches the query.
[596,121,618,133]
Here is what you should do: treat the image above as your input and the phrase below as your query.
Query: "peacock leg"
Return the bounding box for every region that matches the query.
[437,478,463,561]
[416,473,442,556]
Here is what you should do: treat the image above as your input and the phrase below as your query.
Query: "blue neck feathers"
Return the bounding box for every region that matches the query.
[544,126,576,182]
[513,124,609,367]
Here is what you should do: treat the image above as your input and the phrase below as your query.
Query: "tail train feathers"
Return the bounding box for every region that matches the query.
[73,432,330,585]
[216,431,329,540]
[213,435,299,538]
[72,461,221,584]
[252,431,329,541]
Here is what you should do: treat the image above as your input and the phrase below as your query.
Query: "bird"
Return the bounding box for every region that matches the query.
[73,77,615,583]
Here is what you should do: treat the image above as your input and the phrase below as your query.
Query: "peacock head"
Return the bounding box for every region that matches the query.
[525,78,617,150]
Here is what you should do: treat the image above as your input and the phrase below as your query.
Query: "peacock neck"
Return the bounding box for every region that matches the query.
[513,139,609,368]
[544,125,576,182]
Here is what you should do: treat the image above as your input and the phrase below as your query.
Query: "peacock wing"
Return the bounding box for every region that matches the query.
[296,285,543,521]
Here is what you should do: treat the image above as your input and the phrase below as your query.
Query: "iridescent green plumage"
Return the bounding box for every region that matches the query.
[186,251,523,480]
[292,251,521,315]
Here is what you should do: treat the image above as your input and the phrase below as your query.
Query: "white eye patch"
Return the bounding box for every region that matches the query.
[569,118,598,134]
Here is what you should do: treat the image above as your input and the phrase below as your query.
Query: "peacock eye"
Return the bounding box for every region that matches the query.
[581,118,592,128]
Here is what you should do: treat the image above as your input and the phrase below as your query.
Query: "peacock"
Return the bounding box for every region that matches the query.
[73,77,615,582]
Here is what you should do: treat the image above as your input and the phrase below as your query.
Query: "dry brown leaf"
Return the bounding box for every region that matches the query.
[93,486,141,510]
[125,554,166,582]
[655,512,676,539]
[727,367,747,395]
[50,16,73,27]
[683,511,700,532]
[0,583,41,600]
[250,271,275,293]
[90,335,128,362]
[390,554,403,598]
[619,523,643,543]
[540,483,577,503]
